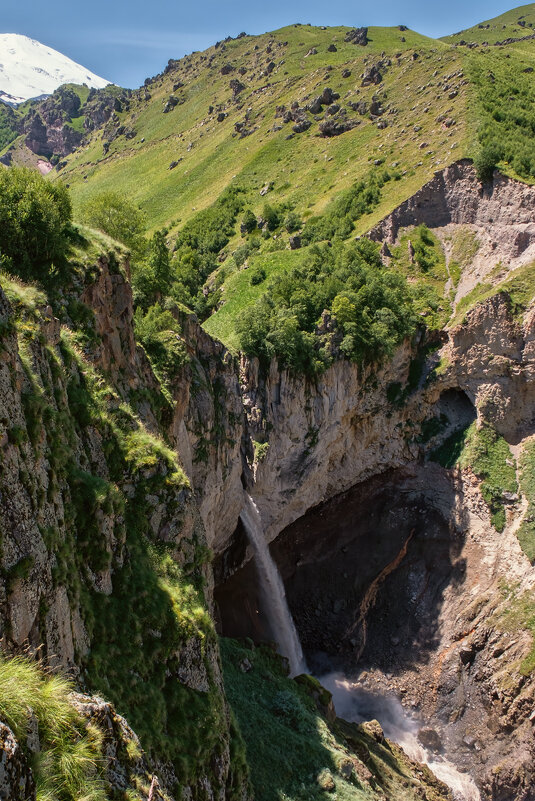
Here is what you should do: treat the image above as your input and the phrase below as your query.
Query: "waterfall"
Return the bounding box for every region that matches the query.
[240,494,307,676]
[321,675,481,801]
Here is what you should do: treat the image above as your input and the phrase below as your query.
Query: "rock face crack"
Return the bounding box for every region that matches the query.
[347,529,416,660]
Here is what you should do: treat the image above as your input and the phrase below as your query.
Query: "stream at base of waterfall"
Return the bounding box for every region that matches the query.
[240,493,480,801]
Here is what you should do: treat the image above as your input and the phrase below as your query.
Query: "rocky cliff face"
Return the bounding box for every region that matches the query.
[0,252,250,800]
[169,312,247,554]
[370,159,535,303]
[212,166,535,801]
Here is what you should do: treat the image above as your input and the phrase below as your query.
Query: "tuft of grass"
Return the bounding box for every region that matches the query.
[517,439,535,562]
[431,422,517,531]
[0,652,106,801]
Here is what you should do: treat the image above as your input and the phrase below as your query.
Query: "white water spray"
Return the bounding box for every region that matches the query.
[240,493,307,676]
[322,674,481,801]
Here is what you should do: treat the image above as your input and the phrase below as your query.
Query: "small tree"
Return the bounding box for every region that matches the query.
[0,167,73,282]
[82,191,146,258]
[474,143,503,183]
[147,229,172,298]
[241,209,257,235]
[262,203,281,232]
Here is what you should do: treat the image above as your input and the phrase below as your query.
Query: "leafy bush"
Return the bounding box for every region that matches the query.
[237,240,415,374]
[134,304,188,386]
[250,266,266,285]
[131,228,172,309]
[474,143,503,182]
[241,208,257,234]
[234,237,261,268]
[0,167,73,282]
[81,191,147,257]
[262,203,282,232]
[301,170,391,244]
[284,211,302,234]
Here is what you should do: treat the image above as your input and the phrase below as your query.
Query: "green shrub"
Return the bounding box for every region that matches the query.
[241,209,257,234]
[250,266,266,285]
[0,167,73,283]
[237,240,415,374]
[134,304,188,387]
[81,191,146,258]
[284,211,302,234]
[262,203,282,232]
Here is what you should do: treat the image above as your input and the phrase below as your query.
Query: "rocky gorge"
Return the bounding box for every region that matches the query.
[1,160,535,800]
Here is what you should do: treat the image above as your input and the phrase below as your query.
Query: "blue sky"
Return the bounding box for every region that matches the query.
[2,0,520,88]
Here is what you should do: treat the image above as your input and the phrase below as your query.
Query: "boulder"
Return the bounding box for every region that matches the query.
[325,103,340,116]
[320,87,340,105]
[417,728,443,753]
[307,97,322,114]
[319,117,359,137]
[293,119,311,134]
[361,65,383,86]
[345,27,369,46]
[229,79,246,97]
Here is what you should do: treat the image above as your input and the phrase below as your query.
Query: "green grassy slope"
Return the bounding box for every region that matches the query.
[443,3,535,44]
[43,10,535,365]
[221,639,450,801]
[57,24,468,238]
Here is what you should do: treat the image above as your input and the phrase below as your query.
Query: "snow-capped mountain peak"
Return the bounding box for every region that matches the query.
[0,33,110,104]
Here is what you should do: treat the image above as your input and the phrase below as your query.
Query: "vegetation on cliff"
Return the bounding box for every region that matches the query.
[0,653,106,801]
[0,168,246,796]
[221,638,451,801]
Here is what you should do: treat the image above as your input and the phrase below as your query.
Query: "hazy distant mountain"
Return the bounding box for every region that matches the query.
[0,33,110,104]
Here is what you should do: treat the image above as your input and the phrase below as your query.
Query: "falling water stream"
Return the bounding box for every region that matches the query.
[240,492,479,800]
[240,494,307,676]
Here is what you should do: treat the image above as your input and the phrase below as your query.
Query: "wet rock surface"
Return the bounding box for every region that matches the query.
[216,461,535,800]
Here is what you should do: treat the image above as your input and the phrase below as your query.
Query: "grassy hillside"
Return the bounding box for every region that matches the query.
[221,639,451,801]
[443,3,535,44]
[57,24,468,238]
[23,9,535,365]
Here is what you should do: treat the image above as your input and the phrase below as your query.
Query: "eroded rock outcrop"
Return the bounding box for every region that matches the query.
[0,253,250,800]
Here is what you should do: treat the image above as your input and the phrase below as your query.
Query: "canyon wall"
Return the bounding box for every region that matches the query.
[0,257,250,800]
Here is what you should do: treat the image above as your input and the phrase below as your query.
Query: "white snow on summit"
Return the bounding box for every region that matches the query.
[0,34,110,104]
